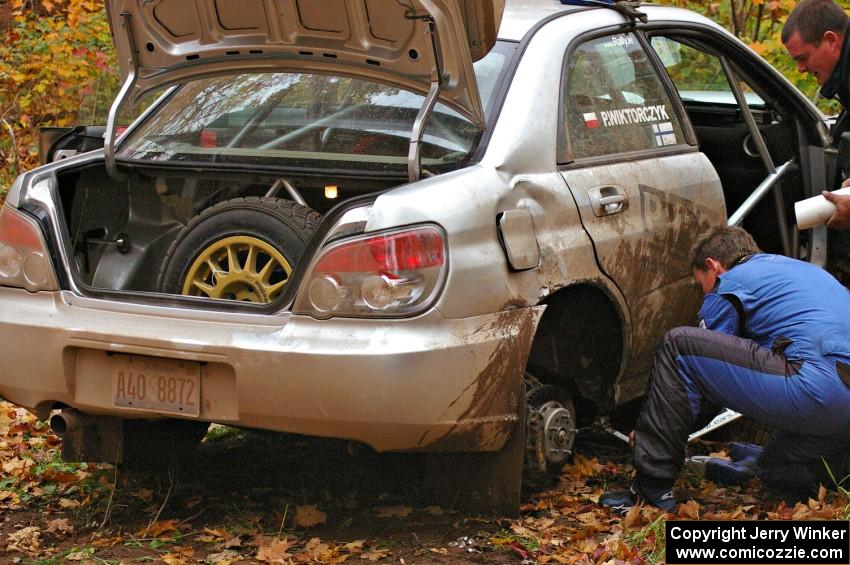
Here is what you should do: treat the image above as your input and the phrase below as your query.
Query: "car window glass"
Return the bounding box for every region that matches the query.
[116,43,512,173]
[74,79,162,128]
[565,33,686,160]
[649,36,764,107]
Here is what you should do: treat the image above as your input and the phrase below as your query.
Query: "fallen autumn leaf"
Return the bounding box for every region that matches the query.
[294,504,327,528]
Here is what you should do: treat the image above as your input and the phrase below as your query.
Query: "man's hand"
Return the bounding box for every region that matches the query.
[822,189,850,230]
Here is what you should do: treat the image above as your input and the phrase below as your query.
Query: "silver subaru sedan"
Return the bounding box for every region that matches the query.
[0,0,838,514]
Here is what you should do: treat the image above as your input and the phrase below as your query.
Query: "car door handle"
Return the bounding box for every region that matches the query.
[597,194,625,206]
[589,186,628,216]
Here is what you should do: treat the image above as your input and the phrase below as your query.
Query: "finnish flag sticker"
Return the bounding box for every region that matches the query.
[652,121,676,146]
[583,112,600,129]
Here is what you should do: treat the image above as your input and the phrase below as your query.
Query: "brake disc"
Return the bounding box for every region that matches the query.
[525,384,575,476]
[541,400,574,463]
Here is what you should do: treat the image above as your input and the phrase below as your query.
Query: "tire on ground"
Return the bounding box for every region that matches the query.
[158,197,320,302]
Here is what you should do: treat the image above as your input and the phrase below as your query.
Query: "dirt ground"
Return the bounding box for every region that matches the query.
[1,401,847,565]
[0,403,649,564]
[0,441,504,563]
[0,404,626,564]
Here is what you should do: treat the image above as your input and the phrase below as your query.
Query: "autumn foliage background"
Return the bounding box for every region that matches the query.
[0,0,848,193]
[0,0,118,190]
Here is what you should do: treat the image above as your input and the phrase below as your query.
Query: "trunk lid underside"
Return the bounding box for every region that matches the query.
[106,0,504,128]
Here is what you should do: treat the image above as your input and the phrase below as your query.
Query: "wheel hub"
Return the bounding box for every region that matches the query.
[541,401,574,463]
[181,235,292,302]
[526,396,575,474]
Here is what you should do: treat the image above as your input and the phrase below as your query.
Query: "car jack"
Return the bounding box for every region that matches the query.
[597,407,743,446]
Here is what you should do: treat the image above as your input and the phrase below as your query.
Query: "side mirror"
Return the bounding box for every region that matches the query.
[838,131,850,182]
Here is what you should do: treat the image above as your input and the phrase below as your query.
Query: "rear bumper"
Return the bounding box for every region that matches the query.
[0,288,541,452]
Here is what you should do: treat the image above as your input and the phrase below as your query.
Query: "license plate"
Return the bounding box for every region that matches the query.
[112,354,201,416]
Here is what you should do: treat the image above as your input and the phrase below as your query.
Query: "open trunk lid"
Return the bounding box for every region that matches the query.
[105,0,504,129]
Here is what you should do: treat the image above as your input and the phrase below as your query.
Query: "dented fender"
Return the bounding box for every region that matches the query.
[415,305,543,452]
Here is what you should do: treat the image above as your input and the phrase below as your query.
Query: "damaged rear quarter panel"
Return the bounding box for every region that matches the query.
[366,12,627,320]
[416,306,543,452]
[363,12,633,423]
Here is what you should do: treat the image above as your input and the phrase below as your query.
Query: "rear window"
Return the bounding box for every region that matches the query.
[117,43,514,173]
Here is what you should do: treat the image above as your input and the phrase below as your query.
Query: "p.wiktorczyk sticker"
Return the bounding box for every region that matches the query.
[599,105,670,127]
[652,121,677,146]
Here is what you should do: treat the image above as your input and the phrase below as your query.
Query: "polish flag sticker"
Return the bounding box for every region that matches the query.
[583,112,600,128]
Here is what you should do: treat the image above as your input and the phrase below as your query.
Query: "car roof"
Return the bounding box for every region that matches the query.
[497,1,721,41]
[498,0,587,41]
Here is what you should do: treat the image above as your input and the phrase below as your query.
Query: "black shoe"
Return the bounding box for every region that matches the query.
[599,487,638,514]
[600,481,677,514]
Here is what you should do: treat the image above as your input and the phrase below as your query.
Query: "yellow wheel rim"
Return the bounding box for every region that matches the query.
[181,235,292,302]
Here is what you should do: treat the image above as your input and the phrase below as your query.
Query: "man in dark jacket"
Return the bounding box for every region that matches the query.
[602,226,850,511]
[783,0,850,229]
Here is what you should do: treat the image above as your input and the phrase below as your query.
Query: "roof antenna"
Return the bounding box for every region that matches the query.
[559,0,648,23]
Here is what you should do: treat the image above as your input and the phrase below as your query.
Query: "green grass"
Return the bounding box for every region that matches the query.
[824,459,850,520]
[25,545,96,565]
[625,512,666,564]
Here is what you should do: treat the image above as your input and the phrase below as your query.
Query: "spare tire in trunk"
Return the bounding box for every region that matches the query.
[158,197,320,303]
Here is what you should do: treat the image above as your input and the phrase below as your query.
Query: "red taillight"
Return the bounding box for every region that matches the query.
[200,129,218,148]
[0,205,57,292]
[298,225,447,318]
[315,228,444,274]
[0,205,41,248]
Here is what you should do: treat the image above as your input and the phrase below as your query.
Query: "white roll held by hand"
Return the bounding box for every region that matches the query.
[795,187,850,230]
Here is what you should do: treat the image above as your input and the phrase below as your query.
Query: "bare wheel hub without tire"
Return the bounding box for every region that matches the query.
[525,383,576,480]
[182,235,292,302]
[527,400,574,466]
[539,401,574,462]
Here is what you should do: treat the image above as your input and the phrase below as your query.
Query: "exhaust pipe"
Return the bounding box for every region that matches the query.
[50,409,95,436]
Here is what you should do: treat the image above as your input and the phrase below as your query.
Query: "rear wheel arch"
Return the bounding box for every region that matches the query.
[527,283,627,417]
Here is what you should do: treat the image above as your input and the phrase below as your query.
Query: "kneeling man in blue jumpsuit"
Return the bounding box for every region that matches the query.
[602,226,850,511]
